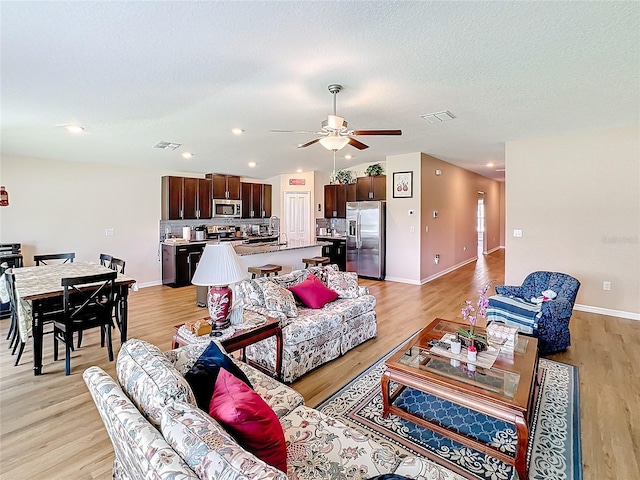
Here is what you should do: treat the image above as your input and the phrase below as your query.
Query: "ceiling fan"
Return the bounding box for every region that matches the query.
[270,84,402,151]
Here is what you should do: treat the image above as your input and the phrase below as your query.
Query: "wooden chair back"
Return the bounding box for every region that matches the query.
[34,252,75,266]
[99,253,113,267]
[110,257,125,274]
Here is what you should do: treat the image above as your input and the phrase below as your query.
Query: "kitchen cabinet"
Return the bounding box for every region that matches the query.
[324,184,356,218]
[240,182,272,218]
[356,175,386,201]
[162,176,212,220]
[320,237,346,271]
[162,243,204,287]
[208,173,241,200]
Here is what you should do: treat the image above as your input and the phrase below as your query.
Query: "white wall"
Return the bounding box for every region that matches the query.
[1,155,163,286]
[505,126,640,318]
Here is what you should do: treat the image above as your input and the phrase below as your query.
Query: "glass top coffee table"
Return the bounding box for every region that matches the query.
[382,318,539,480]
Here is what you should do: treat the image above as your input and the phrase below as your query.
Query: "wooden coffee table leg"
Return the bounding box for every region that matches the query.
[514,414,529,480]
[381,370,391,418]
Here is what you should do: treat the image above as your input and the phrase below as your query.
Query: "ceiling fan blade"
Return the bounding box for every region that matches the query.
[269,129,322,134]
[297,138,320,148]
[352,129,402,136]
[348,137,369,150]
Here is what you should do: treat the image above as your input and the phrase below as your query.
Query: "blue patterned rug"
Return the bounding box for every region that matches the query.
[317,343,581,480]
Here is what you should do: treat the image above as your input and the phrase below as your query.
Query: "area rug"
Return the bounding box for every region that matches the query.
[316,341,582,480]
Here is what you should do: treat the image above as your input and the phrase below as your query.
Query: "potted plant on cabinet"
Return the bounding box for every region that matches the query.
[364,163,384,176]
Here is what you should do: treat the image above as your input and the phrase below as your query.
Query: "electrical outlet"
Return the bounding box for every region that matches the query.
[106,228,115,236]
[410,226,415,233]
[434,254,440,264]
[603,281,611,291]
[433,210,438,218]
[513,229,523,237]
[425,225,429,233]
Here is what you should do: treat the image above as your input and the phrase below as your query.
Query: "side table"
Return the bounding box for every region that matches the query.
[172,317,283,380]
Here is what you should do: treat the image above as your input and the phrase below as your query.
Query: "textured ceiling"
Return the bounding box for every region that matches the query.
[1,1,638,181]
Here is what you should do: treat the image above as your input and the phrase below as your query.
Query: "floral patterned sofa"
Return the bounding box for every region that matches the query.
[84,338,460,480]
[234,265,377,383]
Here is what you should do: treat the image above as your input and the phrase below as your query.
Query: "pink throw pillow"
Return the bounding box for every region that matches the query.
[209,369,287,472]
[288,273,338,309]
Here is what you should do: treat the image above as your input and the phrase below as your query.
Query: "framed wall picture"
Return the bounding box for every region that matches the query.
[393,171,413,198]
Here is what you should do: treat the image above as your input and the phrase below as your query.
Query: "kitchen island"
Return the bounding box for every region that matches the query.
[162,239,327,287]
[234,239,325,273]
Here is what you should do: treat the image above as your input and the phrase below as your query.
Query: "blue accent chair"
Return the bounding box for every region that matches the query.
[487,271,580,355]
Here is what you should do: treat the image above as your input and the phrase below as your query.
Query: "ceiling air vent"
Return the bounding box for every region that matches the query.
[153,141,182,150]
[420,111,456,124]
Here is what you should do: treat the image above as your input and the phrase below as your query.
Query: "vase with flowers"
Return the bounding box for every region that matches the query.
[457,282,492,352]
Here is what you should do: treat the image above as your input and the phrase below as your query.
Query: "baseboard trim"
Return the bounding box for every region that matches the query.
[137,280,163,289]
[383,276,422,285]
[419,257,478,285]
[486,246,502,254]
[574,304,640,321]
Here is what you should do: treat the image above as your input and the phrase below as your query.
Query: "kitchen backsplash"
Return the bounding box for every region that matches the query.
[160,218,270,242]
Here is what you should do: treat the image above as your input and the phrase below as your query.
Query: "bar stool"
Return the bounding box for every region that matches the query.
[302,256,330,268]
[248,264,282,279]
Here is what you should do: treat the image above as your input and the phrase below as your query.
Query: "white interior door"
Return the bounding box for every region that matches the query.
[283,191,310,243]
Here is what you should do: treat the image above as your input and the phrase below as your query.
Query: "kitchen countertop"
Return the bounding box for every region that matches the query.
[234,240,327,256]
[316,235,346,241]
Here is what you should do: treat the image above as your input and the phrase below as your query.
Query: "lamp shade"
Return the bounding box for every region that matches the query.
[319,135,349,151]
[191,243,246,287]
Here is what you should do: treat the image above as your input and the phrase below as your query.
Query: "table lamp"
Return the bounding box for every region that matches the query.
[191,243,246,330]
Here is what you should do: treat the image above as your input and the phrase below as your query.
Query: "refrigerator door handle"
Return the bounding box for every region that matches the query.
[356,212,362,248]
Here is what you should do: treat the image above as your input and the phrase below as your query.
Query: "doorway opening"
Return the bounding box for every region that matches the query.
[477,192,486,255]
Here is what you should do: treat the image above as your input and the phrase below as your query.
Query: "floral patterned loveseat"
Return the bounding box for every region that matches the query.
[83,338,460,480]
[235,265,377,383]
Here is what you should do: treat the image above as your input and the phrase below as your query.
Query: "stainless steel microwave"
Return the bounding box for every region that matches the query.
[212,199,242,218]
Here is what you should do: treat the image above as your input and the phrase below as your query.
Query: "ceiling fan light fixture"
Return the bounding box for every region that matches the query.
[319,135,350,151]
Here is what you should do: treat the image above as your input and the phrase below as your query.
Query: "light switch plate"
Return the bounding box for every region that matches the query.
[513,229,523,237]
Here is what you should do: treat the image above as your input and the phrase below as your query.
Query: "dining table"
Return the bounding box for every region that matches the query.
[12,262,136,376]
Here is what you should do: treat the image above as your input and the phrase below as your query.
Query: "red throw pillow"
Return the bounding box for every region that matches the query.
[288,273,339,309]
[209,369,287,472]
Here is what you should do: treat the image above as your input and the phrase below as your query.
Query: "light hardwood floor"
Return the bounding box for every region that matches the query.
[1,250,638,479]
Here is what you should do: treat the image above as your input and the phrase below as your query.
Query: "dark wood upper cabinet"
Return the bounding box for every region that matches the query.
[163,176,184,220]
[197,178,212,219]
[240,182,253,218]
[162,176,212,220]
[240,182,272,218]
[324,184,354,218]
[356,175,386,201]
[208,173,241,200]
[182,177,198,219]
[262,184,272,218]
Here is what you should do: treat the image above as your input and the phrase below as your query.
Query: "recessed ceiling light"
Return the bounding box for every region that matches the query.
[231,128,244,135]
[182,152,194,159]
[296,169,303,173]
[344,154,352,160]
[486,162,494,167]
[248,161,256,168]
[65,125,85,134]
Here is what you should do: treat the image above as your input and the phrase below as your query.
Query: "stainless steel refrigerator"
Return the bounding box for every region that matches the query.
[346,201,386,280]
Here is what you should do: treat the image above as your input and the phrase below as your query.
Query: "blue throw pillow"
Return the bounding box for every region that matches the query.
[184,341,253,410]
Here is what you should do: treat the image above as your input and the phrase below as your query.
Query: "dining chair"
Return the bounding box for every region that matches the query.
[80,256,127,349]
[109,257,125,274]
[53,271,117,375]
[4,270,27,366]
[34,252,75,266]
[99,253,113,267]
